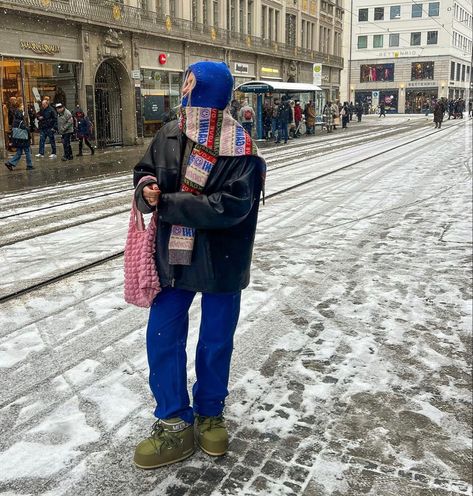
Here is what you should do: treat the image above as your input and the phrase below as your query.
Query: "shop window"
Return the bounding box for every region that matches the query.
[389,33,400,46]
[390,5,401,18]
[360,64,394,82]
[410,32,421,45]
[141,69,182,137]
[374,7,384,20]
[411,61,434,80]
[357,35,368,49]
[427,31,438,44]
[358,8,368,21]
[405,89,438,113]
[428,2,439,16]
[373,34,383,48]
[411,4,423,17]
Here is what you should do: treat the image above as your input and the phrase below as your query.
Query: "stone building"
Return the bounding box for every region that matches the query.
[340,0,472,113]
[0,0,344,155]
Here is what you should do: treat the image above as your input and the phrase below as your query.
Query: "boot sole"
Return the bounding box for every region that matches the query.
[133,448,195,470]
[196,438,228,457]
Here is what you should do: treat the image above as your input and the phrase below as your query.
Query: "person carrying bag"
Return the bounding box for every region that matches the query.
[5,105,33,171]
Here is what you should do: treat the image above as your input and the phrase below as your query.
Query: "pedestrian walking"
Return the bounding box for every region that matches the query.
[239,100,255,137]
[36,99,57,159]
[276,96,291,144]
[271,99,279,141]
[131,60,265,469]
[379,101,386,117]
[262,102,272,140]
[468,99,472,117]
[75,109,95,156]
[433,99,445,129]
[423,100,431,117]
[55,103,74,161]
[5,104,33,171]
[447,99,455,120]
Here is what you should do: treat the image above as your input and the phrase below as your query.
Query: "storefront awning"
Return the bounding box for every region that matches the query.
[235,80,322,93]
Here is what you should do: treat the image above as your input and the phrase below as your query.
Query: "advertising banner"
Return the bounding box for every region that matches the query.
[313,63,322,86]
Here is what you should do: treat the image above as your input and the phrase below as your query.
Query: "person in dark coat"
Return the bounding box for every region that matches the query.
[131,61,265,470]
[433,99,445,128]
[74,109,94,156]
[276,95,291,144]
[36,99,57,158]
[341,102,350,129]
[355,102,363,122]
[5,105,33,170]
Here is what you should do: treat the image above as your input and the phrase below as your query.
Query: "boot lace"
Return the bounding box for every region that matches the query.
[197,415,225,432]
[148,420,182,453]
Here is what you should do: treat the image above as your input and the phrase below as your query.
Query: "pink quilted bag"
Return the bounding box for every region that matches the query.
[124,176,161,307]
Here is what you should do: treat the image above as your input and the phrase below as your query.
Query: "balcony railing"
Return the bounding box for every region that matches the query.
[0,0,344,68]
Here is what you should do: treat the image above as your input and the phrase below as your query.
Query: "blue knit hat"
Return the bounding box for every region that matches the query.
[181,61,234,110]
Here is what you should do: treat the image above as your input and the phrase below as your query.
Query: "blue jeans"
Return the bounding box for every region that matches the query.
[276,121,288,143]
[241,121,253,136]
[39,128,56,155]
[8,146,33,168]
[147,287,241,424]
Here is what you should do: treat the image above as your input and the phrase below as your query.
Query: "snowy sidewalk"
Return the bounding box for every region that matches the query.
[0,122,471,496]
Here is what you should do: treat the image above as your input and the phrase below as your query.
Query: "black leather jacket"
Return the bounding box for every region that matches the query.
[133,120,263,293]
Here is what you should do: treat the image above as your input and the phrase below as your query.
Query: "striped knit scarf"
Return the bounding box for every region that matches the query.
[168,106,261,266]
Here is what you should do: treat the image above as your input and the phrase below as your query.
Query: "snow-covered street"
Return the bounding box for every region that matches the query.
[0,116,471,496]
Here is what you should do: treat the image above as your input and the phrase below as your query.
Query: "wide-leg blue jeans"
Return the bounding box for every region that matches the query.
[146,287,241,424]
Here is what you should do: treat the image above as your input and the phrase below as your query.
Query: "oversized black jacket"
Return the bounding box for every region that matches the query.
[133,120,263,293]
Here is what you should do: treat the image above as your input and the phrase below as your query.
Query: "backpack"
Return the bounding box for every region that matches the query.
[243,108,253,121]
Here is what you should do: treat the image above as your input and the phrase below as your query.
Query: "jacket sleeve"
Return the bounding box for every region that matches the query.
[158,156,261,230]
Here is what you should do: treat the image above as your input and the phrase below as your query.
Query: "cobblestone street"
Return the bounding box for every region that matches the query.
[0,119,471,495]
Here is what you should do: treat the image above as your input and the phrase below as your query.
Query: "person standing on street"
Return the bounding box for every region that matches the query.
[304,100,316,135]
[36,99,57,159]
[293,100,303,137]
[276,96,291,144]
[341,102,350,129]
[75,109,95,156]
[239,100,256,137]
[55,103,74,161]
[4,104,33,171]
[131,61,265,470]
[271,98,279,141]
[355,101,363,122]
[433,99,445,129]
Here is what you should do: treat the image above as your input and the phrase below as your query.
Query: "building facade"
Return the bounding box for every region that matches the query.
[340,0,472,113]
[0,0,344,156]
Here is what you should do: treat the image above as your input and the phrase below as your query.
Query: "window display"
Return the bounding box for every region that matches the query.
[1,57,79,145]
[411,62,434,80]
[379,90,398,112]
[405,89,438,113]
[360,64,394,82]
[140,69,182,137]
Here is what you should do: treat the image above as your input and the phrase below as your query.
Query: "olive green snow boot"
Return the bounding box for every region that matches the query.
[134,418,195,469]
[194,415,229,456]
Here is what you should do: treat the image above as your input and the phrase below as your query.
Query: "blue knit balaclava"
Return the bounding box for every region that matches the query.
[181,61,234,110]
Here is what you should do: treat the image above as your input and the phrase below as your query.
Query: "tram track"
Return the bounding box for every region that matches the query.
[0,121,464,304]
[0,121,436,249]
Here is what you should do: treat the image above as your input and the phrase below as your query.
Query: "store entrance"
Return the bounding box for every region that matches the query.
[95,60,123,147]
